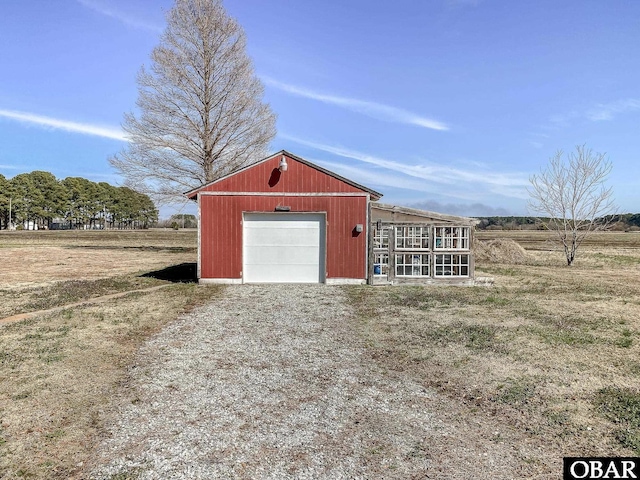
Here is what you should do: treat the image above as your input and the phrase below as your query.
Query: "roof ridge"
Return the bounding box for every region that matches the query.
[185,150,383,200]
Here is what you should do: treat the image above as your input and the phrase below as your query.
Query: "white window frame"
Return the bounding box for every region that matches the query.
[373,226,389,277]
[395,226,430,250]
[396,253,430,277]
[373,227,389,249]
[373,252,389,277]
[434,254,470,277]
[434,226,469,250]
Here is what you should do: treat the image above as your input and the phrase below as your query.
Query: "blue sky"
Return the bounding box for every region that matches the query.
[1,0,639,217]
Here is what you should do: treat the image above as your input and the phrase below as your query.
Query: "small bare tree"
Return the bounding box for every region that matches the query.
[110,0,276,202]
[528,145,616,266]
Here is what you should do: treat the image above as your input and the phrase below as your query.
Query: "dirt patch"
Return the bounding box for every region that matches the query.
[0,230,198,317]
[0,246,194,288]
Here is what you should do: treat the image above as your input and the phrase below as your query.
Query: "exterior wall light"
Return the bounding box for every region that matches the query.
[279,155,288,172]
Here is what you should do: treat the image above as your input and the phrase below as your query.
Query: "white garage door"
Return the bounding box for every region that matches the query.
[243,213,325,283]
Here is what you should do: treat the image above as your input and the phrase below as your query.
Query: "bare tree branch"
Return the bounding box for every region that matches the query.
[109,0,276,203]
[528,144,616,266]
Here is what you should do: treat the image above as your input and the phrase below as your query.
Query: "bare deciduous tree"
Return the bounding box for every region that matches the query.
[110,0,276,202]
[528,144,616,266]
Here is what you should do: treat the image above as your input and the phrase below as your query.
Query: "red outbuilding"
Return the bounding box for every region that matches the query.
[186,150,382,284]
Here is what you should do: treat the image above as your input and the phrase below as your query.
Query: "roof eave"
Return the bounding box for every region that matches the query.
[183,150,383,200]
[372,202,479,226]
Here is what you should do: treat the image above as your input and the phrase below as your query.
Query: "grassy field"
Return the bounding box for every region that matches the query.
[347,230,640,476]
[2,229,639,478]
[0,229,221,479]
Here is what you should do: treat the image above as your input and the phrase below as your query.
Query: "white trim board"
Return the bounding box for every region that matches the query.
[326,278,366,285]
[199,278,243,285]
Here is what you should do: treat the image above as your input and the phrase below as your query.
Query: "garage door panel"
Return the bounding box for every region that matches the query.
[244,228,319,247]
[243,213,325,283]
[243,264,321,284]
[245,246,320,265]
[246,220,320,229]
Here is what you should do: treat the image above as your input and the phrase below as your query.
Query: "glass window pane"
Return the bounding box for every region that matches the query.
[434,253,469,277]
[396,226,429,250]
[434,226,470,250]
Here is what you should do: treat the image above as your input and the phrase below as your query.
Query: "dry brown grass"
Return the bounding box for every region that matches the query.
[347,231,640,477]
[0,229,220,479]
[0,229,196,288]
[477,229,640,250]
[474,238,529,264]
[3,228,639,478]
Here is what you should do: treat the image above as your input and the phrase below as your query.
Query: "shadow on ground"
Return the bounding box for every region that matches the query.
[141,263,198,283]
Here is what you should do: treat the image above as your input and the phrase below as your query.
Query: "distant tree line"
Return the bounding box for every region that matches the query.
[0,171,158,230]
[476,217,544,231]
[476,215,640,232]
[157,214,197,230]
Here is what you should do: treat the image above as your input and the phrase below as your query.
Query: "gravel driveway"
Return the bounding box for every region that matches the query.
[89,285,442,479]
[89,285,526,479]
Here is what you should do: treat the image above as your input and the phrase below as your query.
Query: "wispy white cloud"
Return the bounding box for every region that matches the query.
[0,164,22,170]
[77,0,163,32]
[309,158,432,194]
[548,111,579,128]
[586,98,640,121]
[281,134,529,199]
[410,199,511,217]
[262,76,449,131]
[548,98,640,129]
[308,157,484,202]
[0,109,127,141]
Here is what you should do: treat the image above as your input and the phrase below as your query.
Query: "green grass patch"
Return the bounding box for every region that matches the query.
[11,391,31,400]
[44,429,65,441]
[615,338,633,348]
[477,266,521,276]
[481,295,511,306]
[106,468,143,480]
[591,253,640,266]
[594,387,640,454]
[614,329,634,348]
[495,376,540,407]
[415,321,506,353]
[528,326,597,346]
[628,363,640,376]
[384,285,514,311]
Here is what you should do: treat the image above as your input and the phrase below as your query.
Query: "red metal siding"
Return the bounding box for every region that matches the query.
[200,154,365,194]
[200,195,368,280]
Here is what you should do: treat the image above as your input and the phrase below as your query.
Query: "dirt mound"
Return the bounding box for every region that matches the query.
[474,238,529,264]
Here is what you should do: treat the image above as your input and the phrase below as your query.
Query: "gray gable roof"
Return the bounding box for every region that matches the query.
[372,202,479,226]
